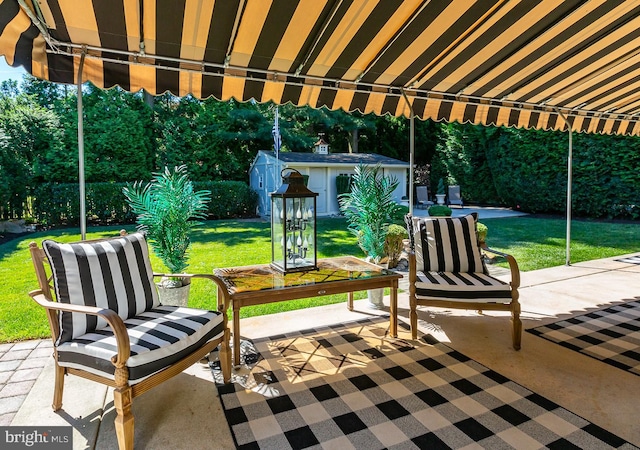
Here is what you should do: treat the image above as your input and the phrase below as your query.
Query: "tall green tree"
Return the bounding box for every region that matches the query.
[57,84,156,182]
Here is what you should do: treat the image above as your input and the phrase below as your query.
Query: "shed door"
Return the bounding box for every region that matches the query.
[307,168,327,214]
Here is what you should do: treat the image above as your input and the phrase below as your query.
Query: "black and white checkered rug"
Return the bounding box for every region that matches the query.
[527,300,640,377]
[615,255,640,265]
[211,317,636,449]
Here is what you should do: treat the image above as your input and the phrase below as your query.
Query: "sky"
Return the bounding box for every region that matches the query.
[0,58,27,84]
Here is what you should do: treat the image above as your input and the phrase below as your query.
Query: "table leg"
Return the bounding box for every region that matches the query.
[347,291,354,311]
[390,282,398,338]
[233,303,241,367]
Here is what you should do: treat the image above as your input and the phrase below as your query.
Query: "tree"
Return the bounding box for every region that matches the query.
[0,95,65,216]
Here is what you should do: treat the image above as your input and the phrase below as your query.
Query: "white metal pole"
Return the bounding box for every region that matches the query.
[77,51,86,240]
[401,91,415,215]
[556,108,572,266]
[566,125,573,266]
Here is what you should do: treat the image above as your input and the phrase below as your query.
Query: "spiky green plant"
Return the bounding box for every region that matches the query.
[338,164,400,264]
[123,165,210,274]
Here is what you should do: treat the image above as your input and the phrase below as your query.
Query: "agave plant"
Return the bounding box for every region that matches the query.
[339,164,400,264]
[123,165,210,275]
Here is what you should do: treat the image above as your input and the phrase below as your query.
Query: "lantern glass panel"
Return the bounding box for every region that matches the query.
[271,197,286,269]
[281,197,315,272]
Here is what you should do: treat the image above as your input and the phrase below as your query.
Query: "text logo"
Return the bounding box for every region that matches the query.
[0,427,72,449]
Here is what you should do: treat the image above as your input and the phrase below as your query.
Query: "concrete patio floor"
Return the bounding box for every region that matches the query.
[6,251,640,449]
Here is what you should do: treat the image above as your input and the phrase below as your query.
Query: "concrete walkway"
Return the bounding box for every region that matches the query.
[411,204,528,219]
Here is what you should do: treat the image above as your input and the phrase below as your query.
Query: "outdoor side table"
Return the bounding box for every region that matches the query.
[214,256,402,366]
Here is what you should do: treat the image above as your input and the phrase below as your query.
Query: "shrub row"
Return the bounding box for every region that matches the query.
[434,124,640,219]
[31,181,258,226]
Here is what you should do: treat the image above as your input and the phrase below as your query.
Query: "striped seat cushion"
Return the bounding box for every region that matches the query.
[415,270,512,303]
[407,214,485,274]
[56,305,224,385]
[42,233,159,344]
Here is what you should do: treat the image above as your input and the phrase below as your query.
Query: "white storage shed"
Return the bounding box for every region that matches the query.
[249,151,410,217]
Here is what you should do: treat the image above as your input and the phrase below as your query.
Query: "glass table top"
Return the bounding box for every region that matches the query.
[215,256,398,293]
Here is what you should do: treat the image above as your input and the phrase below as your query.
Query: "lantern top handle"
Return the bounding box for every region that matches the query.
[282,168,302,177]
[281,168,305,185]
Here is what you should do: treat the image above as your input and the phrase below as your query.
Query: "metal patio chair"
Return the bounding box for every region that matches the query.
[415,185,434,209]
[447,185,464,208]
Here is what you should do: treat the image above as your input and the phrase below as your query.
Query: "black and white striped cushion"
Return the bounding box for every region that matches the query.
[408,214,485,273]
[415,271,512,303]
[55,305,224,385]
[42,233,159,344]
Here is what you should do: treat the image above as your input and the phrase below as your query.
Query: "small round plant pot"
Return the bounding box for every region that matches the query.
[367,288,385,309]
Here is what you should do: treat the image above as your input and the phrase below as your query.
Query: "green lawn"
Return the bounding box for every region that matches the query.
[2,215,640,343]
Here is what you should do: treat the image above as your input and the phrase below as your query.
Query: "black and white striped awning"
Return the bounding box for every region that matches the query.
[3,0,640,135]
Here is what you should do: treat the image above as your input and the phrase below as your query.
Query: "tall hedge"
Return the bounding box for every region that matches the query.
[434,123,640,219]
[31,181,258,226]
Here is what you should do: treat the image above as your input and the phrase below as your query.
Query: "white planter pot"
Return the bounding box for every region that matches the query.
[436,194,446,205]
[156,278,190,307]
[367,288,385,309]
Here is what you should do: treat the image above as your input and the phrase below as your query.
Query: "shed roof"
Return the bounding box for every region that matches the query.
[262,151,409,167]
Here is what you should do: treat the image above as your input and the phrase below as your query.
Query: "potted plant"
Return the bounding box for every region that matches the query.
[477,222,488,247]
[339,163,400,309]
[435,178,446,205]
[383,224,407,269]
[123,165,210,306]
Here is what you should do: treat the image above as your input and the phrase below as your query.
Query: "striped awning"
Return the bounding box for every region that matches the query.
[3,0,640,135]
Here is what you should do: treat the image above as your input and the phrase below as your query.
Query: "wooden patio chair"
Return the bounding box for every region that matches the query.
[28,232,232,450]
[415,185,434,209]
[405,213,522,350]
[447,185,464,208]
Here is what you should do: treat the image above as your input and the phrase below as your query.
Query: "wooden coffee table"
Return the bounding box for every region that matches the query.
[215,256,402,366]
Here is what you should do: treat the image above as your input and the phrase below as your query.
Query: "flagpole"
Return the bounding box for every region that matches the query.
[272,106,281,215]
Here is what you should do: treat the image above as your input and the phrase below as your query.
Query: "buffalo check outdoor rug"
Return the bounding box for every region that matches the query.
[211,317,636,450]
[527,300,640,377]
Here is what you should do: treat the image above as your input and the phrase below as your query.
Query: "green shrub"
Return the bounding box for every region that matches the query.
[31,180,258,226]
[32,183,81,226]
[391,204,409,225]
[428,205,452,216]
[336,174,352,196]
[194,181,258,219]
[384,224,407,268]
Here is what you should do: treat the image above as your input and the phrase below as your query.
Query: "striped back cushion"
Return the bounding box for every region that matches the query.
[43,233,159,344]
[408,214,485,273]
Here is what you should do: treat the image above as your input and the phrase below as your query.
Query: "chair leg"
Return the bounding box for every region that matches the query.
[52,362,64,411]
[113,385,134,450]
[511,301,522,351]
[220,328,232,383]
[410,298,418,340]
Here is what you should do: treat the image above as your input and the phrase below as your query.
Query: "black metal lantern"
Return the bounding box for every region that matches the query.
[270,169,318,273]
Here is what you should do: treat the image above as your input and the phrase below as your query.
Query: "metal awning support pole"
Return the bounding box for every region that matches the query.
[77,51,86,240]
[556,108,573,265]
[401,90,415,215]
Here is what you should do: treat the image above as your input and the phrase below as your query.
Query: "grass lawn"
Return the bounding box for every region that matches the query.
[2,215,640,343]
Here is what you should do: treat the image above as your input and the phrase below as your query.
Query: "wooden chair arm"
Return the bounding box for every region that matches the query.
[482,246,521,289]
[28,290,131,365]
[153,273,230,312]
